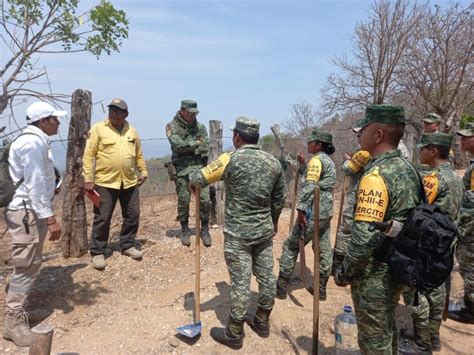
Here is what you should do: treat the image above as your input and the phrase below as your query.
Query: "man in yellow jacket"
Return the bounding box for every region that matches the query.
[83,98,148,270]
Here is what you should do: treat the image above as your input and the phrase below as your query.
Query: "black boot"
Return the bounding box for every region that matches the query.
[180,221,191,246]
[319,276,329,301]
[447,308,474,324]
[210,317,245,350]
[246,307,271,338]
[331,252,345,277]
[200,221,212,247]
[276,273,289,300]
[430,333,441,352]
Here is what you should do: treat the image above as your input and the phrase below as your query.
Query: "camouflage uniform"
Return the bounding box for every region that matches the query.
[190,117,286,347]
[447,123,474,323]
[166,100,211,246]
[457,160,474,315]
[402,133,464,350]
[332,150,370,273]
[335,105,422,354]
[278,129,336,297]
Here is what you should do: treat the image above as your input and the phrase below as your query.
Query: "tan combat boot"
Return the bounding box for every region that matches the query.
[3,312,32,347]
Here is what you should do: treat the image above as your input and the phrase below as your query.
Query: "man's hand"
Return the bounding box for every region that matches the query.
[138,176,147,186]
[334,266,349,287]
[343,152,352,161]
[297,210,307,229]
[84,182,95,191]
[46,217,61,241]
[297,152,305,165]
[196,139,202,146]
[188,182,196,194]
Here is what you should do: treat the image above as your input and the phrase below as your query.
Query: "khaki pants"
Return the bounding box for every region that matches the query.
[4,209,47,315]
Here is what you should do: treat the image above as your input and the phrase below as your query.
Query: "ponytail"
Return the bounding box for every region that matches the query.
[322,142,335,155]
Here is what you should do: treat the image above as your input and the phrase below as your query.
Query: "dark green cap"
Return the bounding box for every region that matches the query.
[181,100,199,113]
[456,122,474,137]
[307,128,333,144]
[423,113,442,124]
[418,132,453,149]
[354,104,406,129]
[107,98,128,111]
[231,116,260,135]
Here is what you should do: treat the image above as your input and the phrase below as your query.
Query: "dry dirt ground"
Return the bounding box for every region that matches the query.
[0,191,473,354]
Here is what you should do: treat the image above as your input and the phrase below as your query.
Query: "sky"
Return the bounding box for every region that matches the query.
[1,0,465,167]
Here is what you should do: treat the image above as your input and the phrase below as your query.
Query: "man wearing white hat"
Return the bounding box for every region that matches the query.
[3,101,65,347]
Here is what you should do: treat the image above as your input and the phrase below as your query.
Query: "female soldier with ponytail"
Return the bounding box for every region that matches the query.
[276,128,336,300]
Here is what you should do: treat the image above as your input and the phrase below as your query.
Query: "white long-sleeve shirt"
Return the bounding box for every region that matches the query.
[7,125,56,219]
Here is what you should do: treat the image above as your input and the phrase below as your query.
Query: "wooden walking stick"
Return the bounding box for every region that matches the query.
[288,162,300,234]
[312,185,321,355]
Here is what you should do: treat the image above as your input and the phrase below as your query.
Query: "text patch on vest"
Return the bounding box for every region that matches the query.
[306,156,322,182]
[354,167,389,222]
[201,152,231,183]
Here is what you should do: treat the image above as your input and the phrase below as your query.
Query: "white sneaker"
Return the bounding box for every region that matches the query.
[122,247,143,259]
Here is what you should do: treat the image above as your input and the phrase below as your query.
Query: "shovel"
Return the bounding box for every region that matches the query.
[176,186,202,338]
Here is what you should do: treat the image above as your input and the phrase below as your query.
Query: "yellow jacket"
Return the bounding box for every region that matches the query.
[83,119,148,189]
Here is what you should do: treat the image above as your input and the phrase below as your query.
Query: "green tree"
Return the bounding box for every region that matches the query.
[0,0,129,122]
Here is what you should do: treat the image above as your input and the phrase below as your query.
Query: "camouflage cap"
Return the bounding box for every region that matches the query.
[354,104,406,129]
[307,128,333,144]
[181,99,199,113]
[423,113,442,124]
[231,116,260,135]
[417,132,453,149]
[456,122,474,137]
[107,98,128,111]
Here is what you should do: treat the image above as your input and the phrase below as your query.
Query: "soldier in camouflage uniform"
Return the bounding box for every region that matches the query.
[332,148,371,274]
[166,100,211,247]
[334,104,423,354]
[189,117,286,349]
[449,122,474,324]
[401,133,463,352]
[277,128,336,301]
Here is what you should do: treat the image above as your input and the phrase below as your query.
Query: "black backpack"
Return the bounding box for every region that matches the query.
[0,132,38,207]
[373,168,457,292]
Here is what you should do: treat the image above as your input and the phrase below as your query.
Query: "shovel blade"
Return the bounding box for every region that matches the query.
[176,321,202,338]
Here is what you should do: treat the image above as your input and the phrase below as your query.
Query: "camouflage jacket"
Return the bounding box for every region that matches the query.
[342,159,364,195]
[189,144,286,242]
[341,150,422,280]
[166,112,209,176]
[297,152,336,220]
[418,162,464,222]
[458,160,473,244]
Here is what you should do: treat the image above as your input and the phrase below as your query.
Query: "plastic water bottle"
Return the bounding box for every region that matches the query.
[334,305,360,354]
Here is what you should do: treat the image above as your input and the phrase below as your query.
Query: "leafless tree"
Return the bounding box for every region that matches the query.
[0,0,128,133]
[321,0,424,115]
[396,2,473,166]
[281,100,326,147]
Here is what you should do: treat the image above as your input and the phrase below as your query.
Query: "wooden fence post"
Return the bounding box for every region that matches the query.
[209,120,224,225]
[62,89,91,258]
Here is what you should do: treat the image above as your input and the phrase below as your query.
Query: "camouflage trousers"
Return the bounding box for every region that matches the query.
[279,217,332,281]
[224,234,276,321]
[334,188,356,255]
[351,262,403,354]
[457,243,474,312]
[402,284,446,343]
[175,175,211,223]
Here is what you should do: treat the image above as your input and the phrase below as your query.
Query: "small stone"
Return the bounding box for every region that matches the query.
[169,338,180,347]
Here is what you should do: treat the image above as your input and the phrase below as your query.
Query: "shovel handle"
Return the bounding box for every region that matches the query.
[312,185,321,355]
[195,186,201,323]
